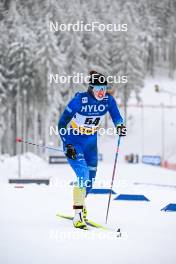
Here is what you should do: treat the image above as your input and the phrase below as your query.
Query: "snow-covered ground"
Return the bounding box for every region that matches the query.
[0,140,176,264]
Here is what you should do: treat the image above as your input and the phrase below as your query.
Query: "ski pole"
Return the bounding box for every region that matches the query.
[105,136,121,224]
[16,138,63,152]
[16,138,89,169]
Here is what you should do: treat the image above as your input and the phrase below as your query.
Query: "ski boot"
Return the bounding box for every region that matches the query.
[73,209,88,230]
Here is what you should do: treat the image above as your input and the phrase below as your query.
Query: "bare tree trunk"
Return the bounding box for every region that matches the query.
[7,106,12,154]
[16,84,22,155]
[34,107,39,155]
[169,31,175,79]
[147,42,154,76]
[12,102,17,155]
[23,91,27,153]
[21,92,24,154]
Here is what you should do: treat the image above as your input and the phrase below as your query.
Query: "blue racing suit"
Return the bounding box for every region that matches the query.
[58,91,123,194]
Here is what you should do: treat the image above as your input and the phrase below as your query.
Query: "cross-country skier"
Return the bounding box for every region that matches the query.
[58,71,126,229]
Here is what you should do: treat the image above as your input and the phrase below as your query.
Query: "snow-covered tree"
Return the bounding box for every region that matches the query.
[111,2,145,123]
[0,0,176,155]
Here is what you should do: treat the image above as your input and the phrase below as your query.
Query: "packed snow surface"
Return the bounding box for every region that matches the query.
[0,144,176,264]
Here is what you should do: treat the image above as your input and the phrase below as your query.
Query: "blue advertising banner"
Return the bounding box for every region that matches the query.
[142,155,161,166]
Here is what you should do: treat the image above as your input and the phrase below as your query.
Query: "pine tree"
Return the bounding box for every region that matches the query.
[111,2,145,123]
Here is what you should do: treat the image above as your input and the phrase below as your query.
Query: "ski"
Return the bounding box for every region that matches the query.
[56,213,123,237]
[56,213,89,230]
[56,213,118,232]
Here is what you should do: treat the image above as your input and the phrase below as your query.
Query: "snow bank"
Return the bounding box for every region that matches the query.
[0,152,48,180]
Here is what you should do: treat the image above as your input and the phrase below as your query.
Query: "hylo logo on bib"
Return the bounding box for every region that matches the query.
[81,104,105,112]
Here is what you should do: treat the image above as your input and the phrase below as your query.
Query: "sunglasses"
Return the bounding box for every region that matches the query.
[90,85,107,91]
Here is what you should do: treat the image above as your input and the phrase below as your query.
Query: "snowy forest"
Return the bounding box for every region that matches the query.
[0,0,176,156]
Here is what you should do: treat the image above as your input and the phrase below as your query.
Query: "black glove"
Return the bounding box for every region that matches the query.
[116,124,127,136]
[65,144,77,160]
